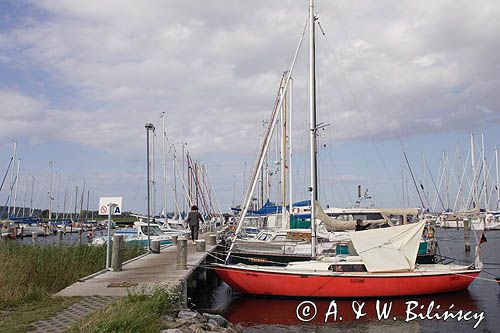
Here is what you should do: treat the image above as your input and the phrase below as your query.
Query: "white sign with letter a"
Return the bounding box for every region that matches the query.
[98,197,123,216]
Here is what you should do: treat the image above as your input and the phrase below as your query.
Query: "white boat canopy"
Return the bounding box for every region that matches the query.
[315,201,388,231]
[349,220,426,273]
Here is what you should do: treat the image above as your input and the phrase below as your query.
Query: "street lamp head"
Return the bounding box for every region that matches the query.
[145,123,155,130]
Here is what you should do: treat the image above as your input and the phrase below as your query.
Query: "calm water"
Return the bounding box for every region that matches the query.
[14,228,106,246]
[194,228,500,332]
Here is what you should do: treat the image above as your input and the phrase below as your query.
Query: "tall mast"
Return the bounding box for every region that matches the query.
[55,173,61,219]
[86,190,90,221]
[182,143,187,212]
[471,134,478,209]
[22,173,27,217]
[13,158,20,216]
[280,75,287,225]
[161,113,168,217]
[481,133,488,210]
[48,160,53,221]
[79,180,86,220]
[151,130,156,217]
[443,150,449,210]
[29,176,35,216]
[309,0,318,257]
[62,184,67,220]
[172,145,179,217]
[74,185,78,220]
[8,141,17,215]
[289,77,294,213]
[495,147,499,210]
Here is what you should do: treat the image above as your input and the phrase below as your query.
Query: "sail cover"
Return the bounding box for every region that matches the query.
[349,221,426,273]
[315,201,387,231]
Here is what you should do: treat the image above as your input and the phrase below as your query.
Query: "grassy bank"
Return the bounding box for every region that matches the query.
[68,286,177,333]
[0,242,145,307]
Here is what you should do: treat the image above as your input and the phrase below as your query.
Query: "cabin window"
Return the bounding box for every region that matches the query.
[329,264,367,272]
[258,233,270,241]
[272,235,287,242]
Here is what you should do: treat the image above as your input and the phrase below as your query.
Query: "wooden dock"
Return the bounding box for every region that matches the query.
[56,232,219,299]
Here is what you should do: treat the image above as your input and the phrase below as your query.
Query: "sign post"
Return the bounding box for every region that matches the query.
[99,197,122,271]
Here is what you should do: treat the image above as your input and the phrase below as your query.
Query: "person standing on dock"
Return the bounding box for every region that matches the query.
[187,205,203,244]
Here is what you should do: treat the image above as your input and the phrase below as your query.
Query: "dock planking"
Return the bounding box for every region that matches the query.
[56,232,218,297]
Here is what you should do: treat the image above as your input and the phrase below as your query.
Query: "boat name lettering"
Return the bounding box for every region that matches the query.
[350,278,365,283]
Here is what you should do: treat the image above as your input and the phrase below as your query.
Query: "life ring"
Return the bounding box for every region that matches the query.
[292,207,300,214]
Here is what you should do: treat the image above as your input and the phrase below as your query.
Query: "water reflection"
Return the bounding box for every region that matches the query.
[226,291,479,327]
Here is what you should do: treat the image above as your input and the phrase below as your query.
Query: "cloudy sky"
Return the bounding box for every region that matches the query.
[0,0,499,214]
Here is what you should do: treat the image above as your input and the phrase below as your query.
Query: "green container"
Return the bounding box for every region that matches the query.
[336,244,349,255]
[289,215,311,229]
[418,241,428,255]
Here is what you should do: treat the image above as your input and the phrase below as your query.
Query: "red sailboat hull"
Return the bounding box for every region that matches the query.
[214,265,480,298]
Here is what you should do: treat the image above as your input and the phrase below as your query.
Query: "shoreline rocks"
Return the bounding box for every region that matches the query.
[161,309,242,333]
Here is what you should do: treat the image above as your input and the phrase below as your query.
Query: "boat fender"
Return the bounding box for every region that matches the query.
[427,227,434,239]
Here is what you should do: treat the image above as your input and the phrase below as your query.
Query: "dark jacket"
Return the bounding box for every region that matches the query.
[186,211,204,227]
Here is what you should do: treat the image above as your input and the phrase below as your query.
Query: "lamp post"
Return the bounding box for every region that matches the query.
[145,123,155,253]
[105,202,117,271]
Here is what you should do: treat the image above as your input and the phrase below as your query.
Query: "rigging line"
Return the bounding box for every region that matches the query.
[425,157,446,211]
[316,31,354,206]
[323,148,353,205]
[403,150,426,209]
[452,273,498,283]
[232,13,309,238]
[330,2,405,144]
[316,20,402,206]
[0,157,13,195]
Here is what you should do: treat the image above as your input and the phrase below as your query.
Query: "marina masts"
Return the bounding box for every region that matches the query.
[225,2,308,261]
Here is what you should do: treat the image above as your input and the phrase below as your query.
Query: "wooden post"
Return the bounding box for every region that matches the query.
[151,239,160,253]
[177,237,187,270]
[171,235,178,245]
[195,239,206,252]
[32,231,38,245]
[111,234,124,271]
[208,234,217,246]
[464,218,471,252]
[77,229,83,245]
[57,230,63,245]
[44,225,48,237]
